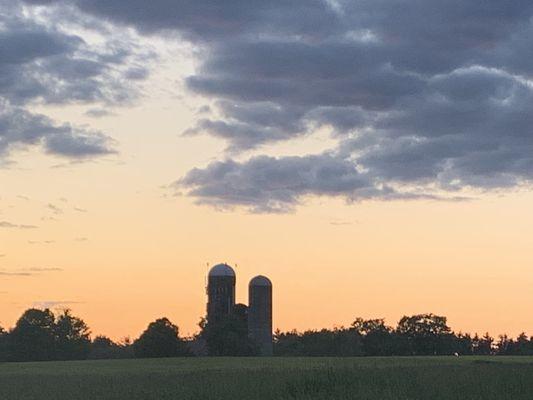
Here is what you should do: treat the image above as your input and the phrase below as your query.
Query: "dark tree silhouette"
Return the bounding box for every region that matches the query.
[396,313,453,355]
[454,332,474,355]
[200,303,256,356]
[274,327,363,356]
[352,318,393,356]
[90,335,120,359]
[8,308,56,361]
[54,309,91,360]
[134,318,190,358]
[0,325,7,361]
[4,308,533,360]
[89,335,134,359]
[473,332,493,355]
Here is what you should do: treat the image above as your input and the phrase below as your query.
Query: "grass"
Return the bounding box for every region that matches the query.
[1,356,533,399]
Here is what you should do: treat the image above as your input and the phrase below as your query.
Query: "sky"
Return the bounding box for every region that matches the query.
[1,0,533,340]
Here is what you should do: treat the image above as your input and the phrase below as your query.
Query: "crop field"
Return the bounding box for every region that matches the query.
[1,356,533,400]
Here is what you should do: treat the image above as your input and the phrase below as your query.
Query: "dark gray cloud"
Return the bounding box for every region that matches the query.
[28,0,339,41]
[0,103,114,157]
[0,1,152,160]
[180,153,404,213]
[0,2,147,106]
[85,108,114,118]
[20,0,533,211]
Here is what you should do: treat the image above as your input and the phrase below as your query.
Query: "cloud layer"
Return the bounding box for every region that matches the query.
[0,1,151,160]
[17,0,533,211]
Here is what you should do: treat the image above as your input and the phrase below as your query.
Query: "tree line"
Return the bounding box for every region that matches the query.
[1,308,533,362]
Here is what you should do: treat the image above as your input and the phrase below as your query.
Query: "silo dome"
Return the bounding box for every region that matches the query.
[250,275,272,286]
[208,263,236,277]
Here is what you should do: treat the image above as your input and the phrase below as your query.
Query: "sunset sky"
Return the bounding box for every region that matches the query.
[2,1,533,340]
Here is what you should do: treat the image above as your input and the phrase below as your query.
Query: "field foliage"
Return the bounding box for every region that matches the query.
[1,357,533,399]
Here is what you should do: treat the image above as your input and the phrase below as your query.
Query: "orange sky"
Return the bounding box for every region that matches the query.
[2,142,533,340]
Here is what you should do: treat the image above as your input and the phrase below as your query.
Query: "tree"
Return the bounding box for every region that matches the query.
[454,332,474,355]
[90,335,132,359]
[274,327,363,356]
[473,332,493,355]
[396,313,453,355]
[0,325,7,361]
[54,309,91,360]
[133,318,190,358]
[352,318,393,356]
[514,333,533,355]
[200,304,257,356]
[8,308,56,361]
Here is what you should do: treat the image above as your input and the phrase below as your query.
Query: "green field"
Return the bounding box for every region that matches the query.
[1,357,533,399]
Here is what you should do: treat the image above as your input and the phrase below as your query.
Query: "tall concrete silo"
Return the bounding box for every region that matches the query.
[207,263,236,322]
[248,275,273,356]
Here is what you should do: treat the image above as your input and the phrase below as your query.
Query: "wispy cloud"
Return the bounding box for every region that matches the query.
[85,108,115,118]
[0,221,38,229]
[47,203,63,215]
[0,267,63,277]
[0,271,33,276]
[330,220,356,226]
[24,267,63,272]
[32,300,84,309]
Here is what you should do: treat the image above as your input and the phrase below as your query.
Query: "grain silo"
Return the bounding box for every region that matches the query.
[207,263,236,322]
[248,275,273,356]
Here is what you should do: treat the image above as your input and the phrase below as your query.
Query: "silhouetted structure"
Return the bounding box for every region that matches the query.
[205,263,273,356]
[248,276,273,356]
[206,263,236,322]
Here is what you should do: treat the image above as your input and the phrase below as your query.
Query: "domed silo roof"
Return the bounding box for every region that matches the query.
[208,263,236,277]
[249,275,272,286]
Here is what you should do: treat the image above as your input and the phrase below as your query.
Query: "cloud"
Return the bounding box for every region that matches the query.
[330,220,355,226]
[0,267,62,277]
[22,0,533,211]
[0,271,33,276]
[47,203,63,215]
[179,153,403,213]
[0,221,38,229]
[0,1,153,161]
[32,300,83,309]
[24,267,62,272]
[0,3,149,106]
[85,108,114,118]
[28,0,339,41]
[0,102,115,158]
